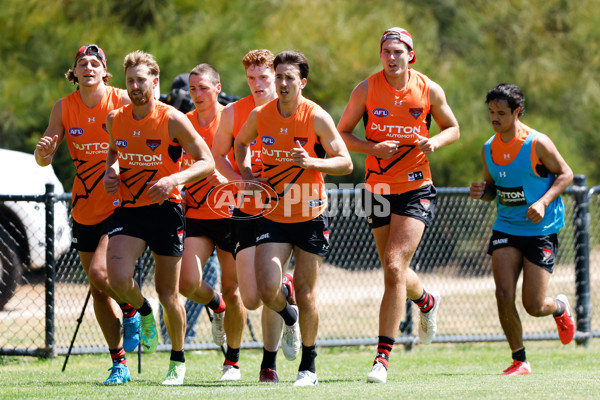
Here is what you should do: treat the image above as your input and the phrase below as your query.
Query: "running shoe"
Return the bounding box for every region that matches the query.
[502,360,531,375]
[220,364,241,381]
[419,291,441,345]
[293,370,318,387]
[162,360,186,385]
[259,368,279,383]
[103,362,131,385]
[367,360,388,383]
[281,305,300,361]
[122,312,141,353]
[554,294,576,345]
[212,308,226,347]
[140,313,158,353]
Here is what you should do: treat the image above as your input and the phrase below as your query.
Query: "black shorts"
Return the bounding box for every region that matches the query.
[231,208,263,258]
[108,202,185,257]
[487,230,558,273]
[186,217,234,254]
[363,185,437,229]
[71,217,111,252]
[255,214,330,257]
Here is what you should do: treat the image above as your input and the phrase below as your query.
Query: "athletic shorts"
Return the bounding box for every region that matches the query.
[186,217,234,254]
[231,208,263,258]
[363,185,437,229]
[255,214,330,257]
[71,217,111,252]
[487,230,558,273]
[108,202,185,257]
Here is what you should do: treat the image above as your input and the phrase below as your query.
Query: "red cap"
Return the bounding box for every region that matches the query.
[74,44,106,68]
[380,27,415,64]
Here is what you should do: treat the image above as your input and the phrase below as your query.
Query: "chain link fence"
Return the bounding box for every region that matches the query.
[1,178,598,357]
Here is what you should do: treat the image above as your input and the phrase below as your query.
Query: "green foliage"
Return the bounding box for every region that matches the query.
[1,0,599,189]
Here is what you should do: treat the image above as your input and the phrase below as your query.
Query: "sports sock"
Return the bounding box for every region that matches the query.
[137,298,152,317]
[281,282,290,299]
[413,290,434,313]
[109,347,127,366]
[374,336,395,369]
[553,298,566,317]
[298,344,317,373]
[512,347,526,362]
[170,349,185,363]
[207,293,226,313]
[119,303,137,318]
[260,348,277,371]
[277,302,298,326]
[224,346,240,368]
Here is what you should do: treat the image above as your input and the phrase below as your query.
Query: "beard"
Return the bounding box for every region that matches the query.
[129,89,152,106]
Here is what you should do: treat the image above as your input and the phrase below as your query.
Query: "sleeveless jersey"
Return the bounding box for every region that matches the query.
[256,97,327,223]
[183,106,234,219]
[111,101,183,208]
[484,127,565,236]
[364,69,433,194]
[231,95,263,216]
[61,86,123,225]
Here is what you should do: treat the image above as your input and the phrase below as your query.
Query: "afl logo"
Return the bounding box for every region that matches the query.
[262,136,275,145]
[372,108,389,117]
[115,139,128,148]
[69,127,84,137]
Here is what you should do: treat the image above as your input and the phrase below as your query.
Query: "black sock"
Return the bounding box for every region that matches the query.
[298,344,317,374]
[374,336,394,369]
[281,283,290,299]
[277,302,298,326]
[412,290,434,313]
[553,299,566,317]
[118,303,137,318]
[512,347,526,362]
[137,298,152,317]
[170,349,185,363]
[207,293,225,313]
[224,346,240,368]
[260,348,277,371]
[109,347,126,365]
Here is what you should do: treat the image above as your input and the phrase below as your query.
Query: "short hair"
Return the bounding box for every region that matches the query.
[485,83,525,117]
[242,49,275,70]
[273,50,309,80]
[123,50,160,76]
[189,63,220,86]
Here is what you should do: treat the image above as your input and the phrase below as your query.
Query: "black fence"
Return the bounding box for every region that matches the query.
[1,177,598,357]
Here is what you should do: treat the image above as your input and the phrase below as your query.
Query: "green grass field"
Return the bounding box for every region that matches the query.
[1,340,599,399]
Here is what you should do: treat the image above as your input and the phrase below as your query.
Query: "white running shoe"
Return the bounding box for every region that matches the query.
[212,309,226,347]
[293,370,318,387]
[367,361,388,383]
[281,305,301,361]
[220,364,241,381]
[162,361,185,385]
[419,291,441,345]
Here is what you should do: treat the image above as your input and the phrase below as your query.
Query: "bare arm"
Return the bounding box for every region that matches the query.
[337,81,399,159]
[103,110,121,194]
[212,104,241,181]
[234,110,259,182]
[35,100,65,166]
[291,109,353,175]
[421,80,460,154]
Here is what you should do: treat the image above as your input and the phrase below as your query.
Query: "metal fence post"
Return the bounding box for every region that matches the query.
[572,175,591,346]
[44,183,57,357]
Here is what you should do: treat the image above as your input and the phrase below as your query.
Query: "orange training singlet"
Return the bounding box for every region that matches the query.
[111,101,183,207]
[489,123,542,172]
[256,97,327,223]
[61,86,122,225]
[364,69,433,194]
[183,105,235,219]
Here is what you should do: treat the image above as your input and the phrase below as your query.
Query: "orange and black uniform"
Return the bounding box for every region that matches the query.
[362,69,437,228]
[254,97,329,256]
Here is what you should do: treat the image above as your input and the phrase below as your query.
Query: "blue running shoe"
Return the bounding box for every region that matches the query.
[103,362,131,385]
[122,312,141,353]
[140,313,158,353]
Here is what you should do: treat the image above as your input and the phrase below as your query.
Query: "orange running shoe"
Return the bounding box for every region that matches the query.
[554,294,575,345]
[502,360,531,375]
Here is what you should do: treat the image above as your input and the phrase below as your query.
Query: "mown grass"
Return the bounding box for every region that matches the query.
[1,340,599,400]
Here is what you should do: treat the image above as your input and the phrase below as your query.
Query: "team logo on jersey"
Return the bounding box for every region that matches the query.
[146,139,161,151]
[262,136,275,145]
[323,229,330,242]
[409,108,423,119]
[542,247,553,262]
[420,198,431,211]
[251,140,257,145]
[372,108,389,117]
[408,171,424,181]
[69,127,84,137]
[115,139,128,148]
[294,137,308,146]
